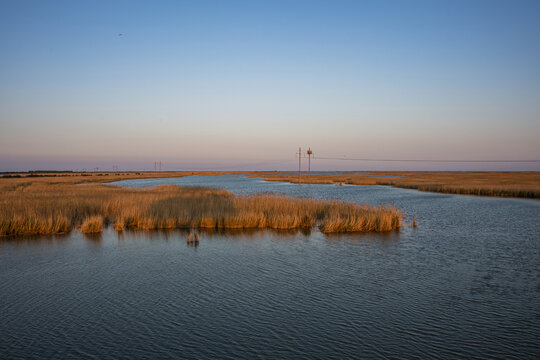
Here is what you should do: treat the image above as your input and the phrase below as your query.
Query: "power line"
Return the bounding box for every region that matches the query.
[313,156,540,163]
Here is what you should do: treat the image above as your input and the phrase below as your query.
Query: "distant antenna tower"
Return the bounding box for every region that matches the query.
[307,148,313,176]
[296,147,302,183]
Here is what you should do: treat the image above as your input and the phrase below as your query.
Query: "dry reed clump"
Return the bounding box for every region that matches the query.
[0,215,70,236]
[318,204,401,233]
[81,215,104,233]
[0,180,401,236]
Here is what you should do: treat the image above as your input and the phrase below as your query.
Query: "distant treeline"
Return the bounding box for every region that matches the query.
[1,172,143,179]
[2,173,76,178]
[30,170,74,173]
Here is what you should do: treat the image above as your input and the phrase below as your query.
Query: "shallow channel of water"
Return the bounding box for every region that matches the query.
[251,172,403,177]
[1,175,539,359]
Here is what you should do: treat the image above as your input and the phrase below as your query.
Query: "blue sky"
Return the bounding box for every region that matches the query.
[1,0,539,171]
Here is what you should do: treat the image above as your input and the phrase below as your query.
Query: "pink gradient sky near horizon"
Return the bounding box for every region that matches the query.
[1,1,539,172]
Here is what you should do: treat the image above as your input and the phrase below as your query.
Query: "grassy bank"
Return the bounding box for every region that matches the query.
[248,172,540,199]
[376,172,540,198]
[376,182,540,198]
[0,179,401,236]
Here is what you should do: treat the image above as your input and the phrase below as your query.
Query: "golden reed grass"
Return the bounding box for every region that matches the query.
[81,215,104,234]
[0,179,401,236]
[248,171,540,199]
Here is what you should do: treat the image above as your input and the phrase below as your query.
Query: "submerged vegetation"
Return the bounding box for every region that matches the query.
[0,177,401,236]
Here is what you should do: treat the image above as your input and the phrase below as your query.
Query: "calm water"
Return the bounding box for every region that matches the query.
[1,175,539,359]
[252,172,403,177]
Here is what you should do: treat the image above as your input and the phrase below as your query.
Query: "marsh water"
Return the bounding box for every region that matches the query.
[1,175,539,359]
[250,172,404,177]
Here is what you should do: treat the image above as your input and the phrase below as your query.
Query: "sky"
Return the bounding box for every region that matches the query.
[1,0,539,171]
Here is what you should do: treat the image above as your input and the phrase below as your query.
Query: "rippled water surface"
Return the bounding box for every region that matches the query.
[1,175,539,359]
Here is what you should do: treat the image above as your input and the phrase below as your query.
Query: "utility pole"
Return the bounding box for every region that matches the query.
[159,161,162,171]
[307,148,313,176]
[296,147,302,183]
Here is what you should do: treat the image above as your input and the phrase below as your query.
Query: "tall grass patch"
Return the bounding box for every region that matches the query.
[0,181,401,236]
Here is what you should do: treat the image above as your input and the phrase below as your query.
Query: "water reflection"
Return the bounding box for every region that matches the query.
[111,227,319,243]
[116,228,192,242]
[2,176,539,359]
[323,230,400,242]
[83,232,103,243]
[0,232,70,247]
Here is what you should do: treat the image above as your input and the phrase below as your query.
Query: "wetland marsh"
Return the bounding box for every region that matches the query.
[1,174,539,358]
